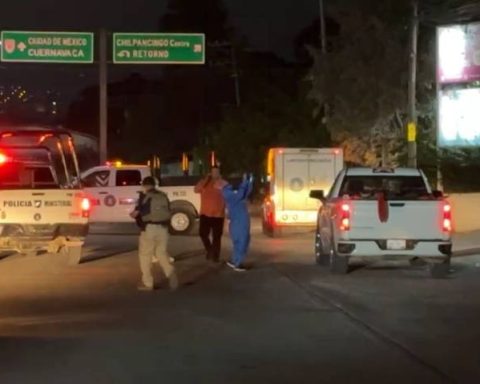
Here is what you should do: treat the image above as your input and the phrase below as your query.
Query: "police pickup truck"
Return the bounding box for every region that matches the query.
[310,167,452,278]
[81,163,200,235]
[0,130,90,264]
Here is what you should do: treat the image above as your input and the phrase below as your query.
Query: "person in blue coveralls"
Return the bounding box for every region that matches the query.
[216,173,254,272]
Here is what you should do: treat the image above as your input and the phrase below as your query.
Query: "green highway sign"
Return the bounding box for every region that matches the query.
[113,33,205,64]
[1,31,94,63]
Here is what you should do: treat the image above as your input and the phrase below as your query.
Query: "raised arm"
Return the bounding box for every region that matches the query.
[238,176,253,201]
[194,177,210,193]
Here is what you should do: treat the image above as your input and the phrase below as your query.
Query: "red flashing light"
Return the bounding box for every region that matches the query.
[443,203,452,232]
[1,133,13,138]
[339,201,351,231]
[81,198,91,218]
[0,153,8,165]
[334,149,340,155]
[264,196,276,226]
[340,217,350,231]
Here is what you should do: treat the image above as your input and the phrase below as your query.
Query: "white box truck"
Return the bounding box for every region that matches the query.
[262,148,344,237]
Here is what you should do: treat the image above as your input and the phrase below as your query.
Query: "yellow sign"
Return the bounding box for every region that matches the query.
[407,122,417,142]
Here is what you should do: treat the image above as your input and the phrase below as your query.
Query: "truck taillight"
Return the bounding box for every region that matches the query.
[264,196,275,225]
[339,202,350,231]
[81,198,91,218]
[0,153,7,165]
[443,203,452,232]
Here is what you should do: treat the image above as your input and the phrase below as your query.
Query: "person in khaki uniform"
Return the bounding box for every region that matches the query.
[130,177,179,291]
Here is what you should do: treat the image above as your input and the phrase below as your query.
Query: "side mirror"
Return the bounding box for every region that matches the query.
[309,190,325,201]
[432,190,444,198]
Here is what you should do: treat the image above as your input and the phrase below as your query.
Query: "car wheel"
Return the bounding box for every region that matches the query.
[170,208,195,235]
[330,248,349,275]
[315,230,330,266]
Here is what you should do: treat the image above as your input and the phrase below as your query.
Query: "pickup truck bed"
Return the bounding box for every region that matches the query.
[311,167,452,278]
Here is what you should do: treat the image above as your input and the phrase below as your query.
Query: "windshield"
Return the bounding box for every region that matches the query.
[339,175,431,201]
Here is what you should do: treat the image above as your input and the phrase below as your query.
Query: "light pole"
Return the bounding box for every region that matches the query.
[407,0,419,167]
[99,28,108,164]
[319,0,327,54]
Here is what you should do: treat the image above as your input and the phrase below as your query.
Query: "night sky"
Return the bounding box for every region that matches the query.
[1,0,320,57]
[0,0,321,136]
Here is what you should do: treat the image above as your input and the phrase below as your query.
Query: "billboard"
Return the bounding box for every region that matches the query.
[438,87,480,147]
[437,22,480,84]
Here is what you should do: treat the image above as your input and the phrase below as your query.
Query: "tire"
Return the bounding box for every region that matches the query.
[170,208,195,235]
[429,256,451,279]
[66,245,84,265]
[330,250,349,275]
[315,230,330,266]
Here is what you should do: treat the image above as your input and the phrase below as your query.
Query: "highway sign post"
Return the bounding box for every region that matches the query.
[113,33,205,64]
[0,30,206,165]
[0,31,94,63]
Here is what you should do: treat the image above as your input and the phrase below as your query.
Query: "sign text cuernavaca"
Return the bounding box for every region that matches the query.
[1,31,94,63]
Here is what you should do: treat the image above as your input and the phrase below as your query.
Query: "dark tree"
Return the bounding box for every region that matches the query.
[293,17,340,66]
[160,0,233,42]
[158,0,237,155]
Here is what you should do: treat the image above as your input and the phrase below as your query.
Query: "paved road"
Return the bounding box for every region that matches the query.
[1,224,480,383]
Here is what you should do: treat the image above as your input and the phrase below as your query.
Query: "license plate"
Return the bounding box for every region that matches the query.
[387,240,406,250]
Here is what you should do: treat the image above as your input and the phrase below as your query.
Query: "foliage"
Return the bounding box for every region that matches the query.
[207,81,330,176]
[309,1,410,141]
[160,0,233,41]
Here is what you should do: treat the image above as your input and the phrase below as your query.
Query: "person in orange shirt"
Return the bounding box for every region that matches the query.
[194,166,226,262]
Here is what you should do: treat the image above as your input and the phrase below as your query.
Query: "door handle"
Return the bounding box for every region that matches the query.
[99,192,109,195]
[32,193,45,196]
[389,203,405,207]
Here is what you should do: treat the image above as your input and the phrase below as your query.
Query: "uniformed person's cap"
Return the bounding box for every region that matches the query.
[142,176,156,186]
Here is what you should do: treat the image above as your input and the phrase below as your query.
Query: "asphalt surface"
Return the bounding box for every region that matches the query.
[1,222,480,383]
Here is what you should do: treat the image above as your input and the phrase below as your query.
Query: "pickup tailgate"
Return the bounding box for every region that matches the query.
[0,189,87,224]
[349,200,444,240]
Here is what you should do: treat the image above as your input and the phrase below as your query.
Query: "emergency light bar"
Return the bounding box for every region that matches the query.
[0,152,8,164]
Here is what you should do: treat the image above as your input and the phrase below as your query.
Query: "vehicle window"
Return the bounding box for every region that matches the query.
[34,167,55,183]
[339,176,430,200]
[0,164,58,189]
[116,170,141,187]
[82,171,110,188]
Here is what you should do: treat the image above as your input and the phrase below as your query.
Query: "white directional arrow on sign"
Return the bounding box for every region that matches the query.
[117,50,131,58]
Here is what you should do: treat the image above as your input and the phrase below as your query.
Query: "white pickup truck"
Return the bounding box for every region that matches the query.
[0,130,90,264]
[310,167,452,278]
[81,163,201,235]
